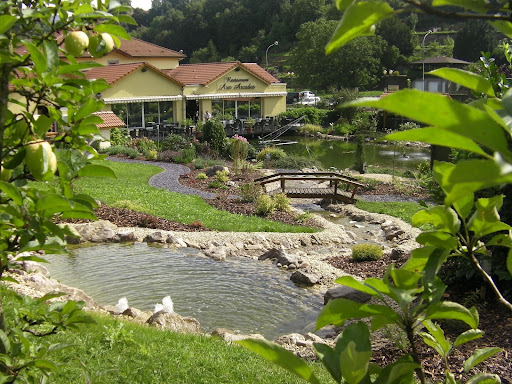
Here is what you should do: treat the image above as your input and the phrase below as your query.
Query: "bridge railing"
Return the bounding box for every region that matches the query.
[254,172,366,204]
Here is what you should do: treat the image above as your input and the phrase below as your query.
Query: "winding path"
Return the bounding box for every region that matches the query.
[107,157,218,199]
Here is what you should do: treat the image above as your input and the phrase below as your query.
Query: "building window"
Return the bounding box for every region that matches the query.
[107,60,119,65]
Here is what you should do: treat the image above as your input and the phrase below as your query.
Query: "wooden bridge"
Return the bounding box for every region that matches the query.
[254,172,366,204]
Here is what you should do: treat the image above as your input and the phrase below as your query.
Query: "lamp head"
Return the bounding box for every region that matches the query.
[274,41,279,46]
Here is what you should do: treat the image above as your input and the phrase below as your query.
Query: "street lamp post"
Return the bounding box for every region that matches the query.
[265,41,278,69]
[422,30,432,92]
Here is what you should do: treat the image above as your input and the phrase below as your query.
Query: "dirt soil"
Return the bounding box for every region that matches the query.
[69,163,511,381]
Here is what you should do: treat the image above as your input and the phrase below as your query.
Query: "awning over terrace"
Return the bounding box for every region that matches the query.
[104,95,183,104]
[186,91,287,100]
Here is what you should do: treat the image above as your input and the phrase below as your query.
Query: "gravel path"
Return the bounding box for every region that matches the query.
[107,157,217,199]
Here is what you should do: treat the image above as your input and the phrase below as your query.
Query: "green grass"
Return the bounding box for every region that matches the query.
[73,160,316,233]
[355,200,425,225]
[1,287,334,384]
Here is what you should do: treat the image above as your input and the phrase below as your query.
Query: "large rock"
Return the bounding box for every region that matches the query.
[258,248,285,261]
[290,270,321,286]
[143,231,167,243]
[74,220,118,243]
[211,328,265,342]
[203,246,228,261]
[146,311,201,334]
[276,252,301,267]
[323,285,372,305]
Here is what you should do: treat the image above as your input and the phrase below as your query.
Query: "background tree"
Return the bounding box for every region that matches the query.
[291,19,388,90]
[376,15,414,56]
[453,20,500,61]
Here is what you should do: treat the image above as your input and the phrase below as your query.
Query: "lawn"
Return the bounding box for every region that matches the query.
[355,200,426,224]
[72,159,316,233]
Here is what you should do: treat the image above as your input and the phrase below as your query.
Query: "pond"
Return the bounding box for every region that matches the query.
[44,243,323,340]
[267,135,430,172]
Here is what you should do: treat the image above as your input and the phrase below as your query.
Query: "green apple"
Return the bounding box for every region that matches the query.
[0,166,12,181]
[25,141,57,181]
[64,31,89,57]
[88,33,115,58]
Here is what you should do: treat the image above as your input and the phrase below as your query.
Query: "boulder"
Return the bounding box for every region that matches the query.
[116,231,136,242]
[276,252,301,267]
[74,220,117,243]
[90,227,116,243]
[258,248,285,261]
[324,285,372,305]
[146,311,201,334]
[211,328,265,343]
[121,307,146,319]
[290,270,321,286]
[143,231,166,243]
[203,246,228,261]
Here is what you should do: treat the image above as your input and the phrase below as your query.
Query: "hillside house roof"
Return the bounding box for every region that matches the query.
[410,56,471,65]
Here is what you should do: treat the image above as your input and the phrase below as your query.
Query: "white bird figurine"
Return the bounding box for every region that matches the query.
[154,295,174,314]
[115,297,129,313]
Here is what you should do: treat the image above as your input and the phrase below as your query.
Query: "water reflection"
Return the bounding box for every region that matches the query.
[44,243,323,340]
[271,136,430,171]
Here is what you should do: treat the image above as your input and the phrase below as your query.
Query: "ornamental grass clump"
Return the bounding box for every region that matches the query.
[239,183,262,202]
[256,147,287,162]
[272,193,291,212]
[351,243,383,261]
[255,194,275,216]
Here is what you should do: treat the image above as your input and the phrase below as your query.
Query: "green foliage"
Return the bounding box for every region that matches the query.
[0,1,131,380]
[110,128,130,146]
[161,134,190,151]
[215,170,229,183]
[331,123,357,136]
[173,147,196,164]
[230,135,249,161]
[208,180,225,189]
[256,147,288,162]
[202,119,226,153]
[255,195,276,216]
[196,172,208,180]
[294,211,314,224]
[398,121,420,131]
[192,157,224,169]
[355,201,426,225]
[128,137,157,154]
[111,200,144,211]
[143,149,158,160]
[351,243,383,261]
[239,183,263,203]
[279,107,328,125]
[299,124,323,134]
[272,193,291,212]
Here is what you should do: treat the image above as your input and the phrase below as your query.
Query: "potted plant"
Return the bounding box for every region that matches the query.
[245,117,256,133]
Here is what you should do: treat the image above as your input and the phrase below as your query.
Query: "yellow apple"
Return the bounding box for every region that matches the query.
[88,33,115,58]
[25,141,57,181]
[64,31,89,57]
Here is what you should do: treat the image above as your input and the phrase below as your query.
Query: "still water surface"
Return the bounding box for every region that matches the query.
[44,243,323,340]
[272,135,430,172]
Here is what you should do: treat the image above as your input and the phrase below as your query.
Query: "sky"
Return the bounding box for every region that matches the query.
[131,0,151,10]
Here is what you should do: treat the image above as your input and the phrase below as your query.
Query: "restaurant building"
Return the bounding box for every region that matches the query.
[79,38,287,140]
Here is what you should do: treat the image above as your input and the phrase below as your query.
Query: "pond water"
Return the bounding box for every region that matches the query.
[44,243,323,340]
[269,135,430,172]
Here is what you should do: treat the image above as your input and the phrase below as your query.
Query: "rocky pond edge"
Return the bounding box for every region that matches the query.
[6,203,420,359]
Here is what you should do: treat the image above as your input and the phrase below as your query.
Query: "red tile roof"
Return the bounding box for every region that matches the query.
[165,62,280,86]
[94,111,125,128]
[82,62,184,86]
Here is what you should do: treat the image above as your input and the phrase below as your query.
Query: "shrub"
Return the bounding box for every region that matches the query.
[256,147,287,161]
[173,146,196,164]
[208,180,225,189]
[239,183,263,202]
[144,149,158,160]
[196,172,208,180]
[273,193,291,212]
[215,169,229,183]
[351,243,383,261]
[110,128,130,146]
[157,149,180,162]
[299,124,323,134]
[230,134,249,161]
[332,123,357,136]
[161,133,189,151]
[398,121,420,131]
[294,210,313,224]
[278,107,328,125]
[255,194,275,216]
[128,137,157,153]
[192,157,224,169]
[202,119,226,153]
